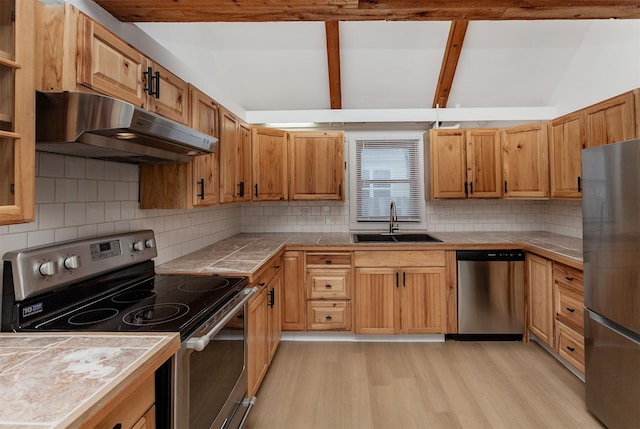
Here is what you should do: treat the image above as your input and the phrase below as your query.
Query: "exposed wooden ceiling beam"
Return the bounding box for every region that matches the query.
[325,21,342,110]
[433,20,468,108]
[93,1,640,22]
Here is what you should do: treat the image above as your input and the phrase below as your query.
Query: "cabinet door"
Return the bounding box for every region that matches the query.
[502,123,549,199]
[428,129,466,199]
[146,61,189,125]
[268,269,282,360]
[252,126,288,201]
[282,251,305,331]
[584,91,636,148]
[549,112,584,199]
[527,253,554,347]
[238,122,252,202]
[139,163,192,209]
[219,109,240,203]
[190,86,219,206]
[466,129,502,198]
[77,14,147,107]
[401,267,447,334]
[247,286,269,397]
[0,0,35,225]
[288,131,344,201]
[354,267,398,334]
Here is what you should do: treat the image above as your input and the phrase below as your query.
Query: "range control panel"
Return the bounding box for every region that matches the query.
[3,230,157,301]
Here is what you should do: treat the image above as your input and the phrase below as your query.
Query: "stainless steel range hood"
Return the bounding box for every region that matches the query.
[36,91,217,164]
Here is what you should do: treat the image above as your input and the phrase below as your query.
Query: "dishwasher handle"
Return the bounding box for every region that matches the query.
[456,249,525,261]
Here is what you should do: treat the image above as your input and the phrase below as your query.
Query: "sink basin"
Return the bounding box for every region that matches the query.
[352,233,442,243]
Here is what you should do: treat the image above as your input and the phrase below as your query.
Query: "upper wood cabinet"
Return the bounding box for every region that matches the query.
[501,123,549,199]
[0,0,35,225]
[37,3,188,125]
[139,84,219,209]
[549,112,584,199]
[252,127,288,201]
[219,109,251,203]
[190,85,219,207]
[288,131,345,201]
[426,128,502,199]
[584,91,636,148]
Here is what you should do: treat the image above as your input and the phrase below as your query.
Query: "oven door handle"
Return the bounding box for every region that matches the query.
[186,287,257,352]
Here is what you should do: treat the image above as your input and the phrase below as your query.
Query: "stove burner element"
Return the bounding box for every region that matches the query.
[123,303,189,326]
[68,308,119,325]
[178,277,230,293]
[111,289,157,303]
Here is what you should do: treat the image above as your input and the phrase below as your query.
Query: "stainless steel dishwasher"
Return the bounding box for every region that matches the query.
[456,250,525,340]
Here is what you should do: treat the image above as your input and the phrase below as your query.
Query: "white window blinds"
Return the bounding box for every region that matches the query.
[355,139,422,222]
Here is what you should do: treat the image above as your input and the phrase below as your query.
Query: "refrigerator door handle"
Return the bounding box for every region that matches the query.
[588,310,640,345]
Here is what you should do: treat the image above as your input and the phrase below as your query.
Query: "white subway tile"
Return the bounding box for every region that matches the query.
[114,182,130,201]
[97,223,115,235]
[86,202,105,224]
[104,162,122,180]
[64,157,86,178]
[36,177,56,204]
[78,224,98,238]
[105,201,122,222]
[39,204,64,229]
[85,159,105,180]
[0,233,27,255]
[78,180,98,201]
[55,227,78,242]
[28,230,55,247]
[39,153,65,177]
[64,203,86,226]
[121,164,137,181]
[55,178,78,202]
[97,181,115,201]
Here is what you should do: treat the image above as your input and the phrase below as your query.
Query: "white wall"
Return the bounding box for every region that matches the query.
[551,20,640,115]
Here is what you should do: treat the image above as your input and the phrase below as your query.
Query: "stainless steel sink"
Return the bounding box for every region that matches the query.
[352,233,442,243]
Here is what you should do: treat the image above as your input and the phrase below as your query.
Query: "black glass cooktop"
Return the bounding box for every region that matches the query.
[28,274,248,337]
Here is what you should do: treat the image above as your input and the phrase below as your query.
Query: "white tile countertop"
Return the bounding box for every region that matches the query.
[0,333,179,428]
[156,231,583,278]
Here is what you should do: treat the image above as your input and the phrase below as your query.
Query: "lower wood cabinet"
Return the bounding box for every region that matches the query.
[281,250,305,331]
[353,251,447,335]
[95,374,156,429]
[527,252,585,374]
[247,253,282,397]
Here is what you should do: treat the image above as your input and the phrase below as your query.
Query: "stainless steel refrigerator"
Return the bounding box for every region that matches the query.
[582,139,640,429]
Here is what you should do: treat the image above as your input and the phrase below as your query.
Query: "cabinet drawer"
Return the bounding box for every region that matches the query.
[306,252,352,267]
[556,284,584,333]
[553,263,583,292]
[307,301,351,331]
[253,254,282,289]
[556,322,585,373]
[307,269,351,299]
[354,250,445,267]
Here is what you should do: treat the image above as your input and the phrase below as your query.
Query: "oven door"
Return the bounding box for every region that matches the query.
[174,288,256,429]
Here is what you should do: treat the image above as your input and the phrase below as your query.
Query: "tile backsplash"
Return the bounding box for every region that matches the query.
[0,153,582,275]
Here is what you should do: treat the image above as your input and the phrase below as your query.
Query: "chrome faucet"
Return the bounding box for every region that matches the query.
[389,201,399,233]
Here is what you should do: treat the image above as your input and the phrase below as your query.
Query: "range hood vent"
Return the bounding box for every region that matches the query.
[36,91,217,164]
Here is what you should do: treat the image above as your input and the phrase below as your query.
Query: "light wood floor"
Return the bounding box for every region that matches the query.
[245,340,603,429]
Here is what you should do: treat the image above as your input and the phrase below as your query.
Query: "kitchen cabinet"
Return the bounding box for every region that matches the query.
[353,251,447,335]
[549,112,584,199]
[305,252,353,331]
[501,123,549,199]
[527,253,554,347]
[37,3,188,125]
[219,108,251,203]
[247,253,282,397]
[252,126,288,201]
[553,262,585,373]
[0,0,35,225]
[95,374,156,429]
[139,84,220,209]
[584,90,636,148]
[426,128,502,199]
[282,250,306,331]
[288,131,345,201]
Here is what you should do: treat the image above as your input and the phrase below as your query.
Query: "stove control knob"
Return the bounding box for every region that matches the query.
[144,238,155,249]
[64,255,81,270]
[133,240,145,252]
[38,261,58,277]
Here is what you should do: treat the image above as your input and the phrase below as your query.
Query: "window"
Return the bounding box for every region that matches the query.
[355,139,422,222]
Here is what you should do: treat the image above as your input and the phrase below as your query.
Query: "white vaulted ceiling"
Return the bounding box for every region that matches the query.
[133,18,640,122]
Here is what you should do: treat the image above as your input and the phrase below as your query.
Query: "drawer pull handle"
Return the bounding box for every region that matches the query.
[325,260,332,264]
[258,282,266,287]
[566,346,576,352]
[565,276,574,281]
[566,307,575,313]
[325,315,332,320]
[325,284,332,288]
[274,265,280,269]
